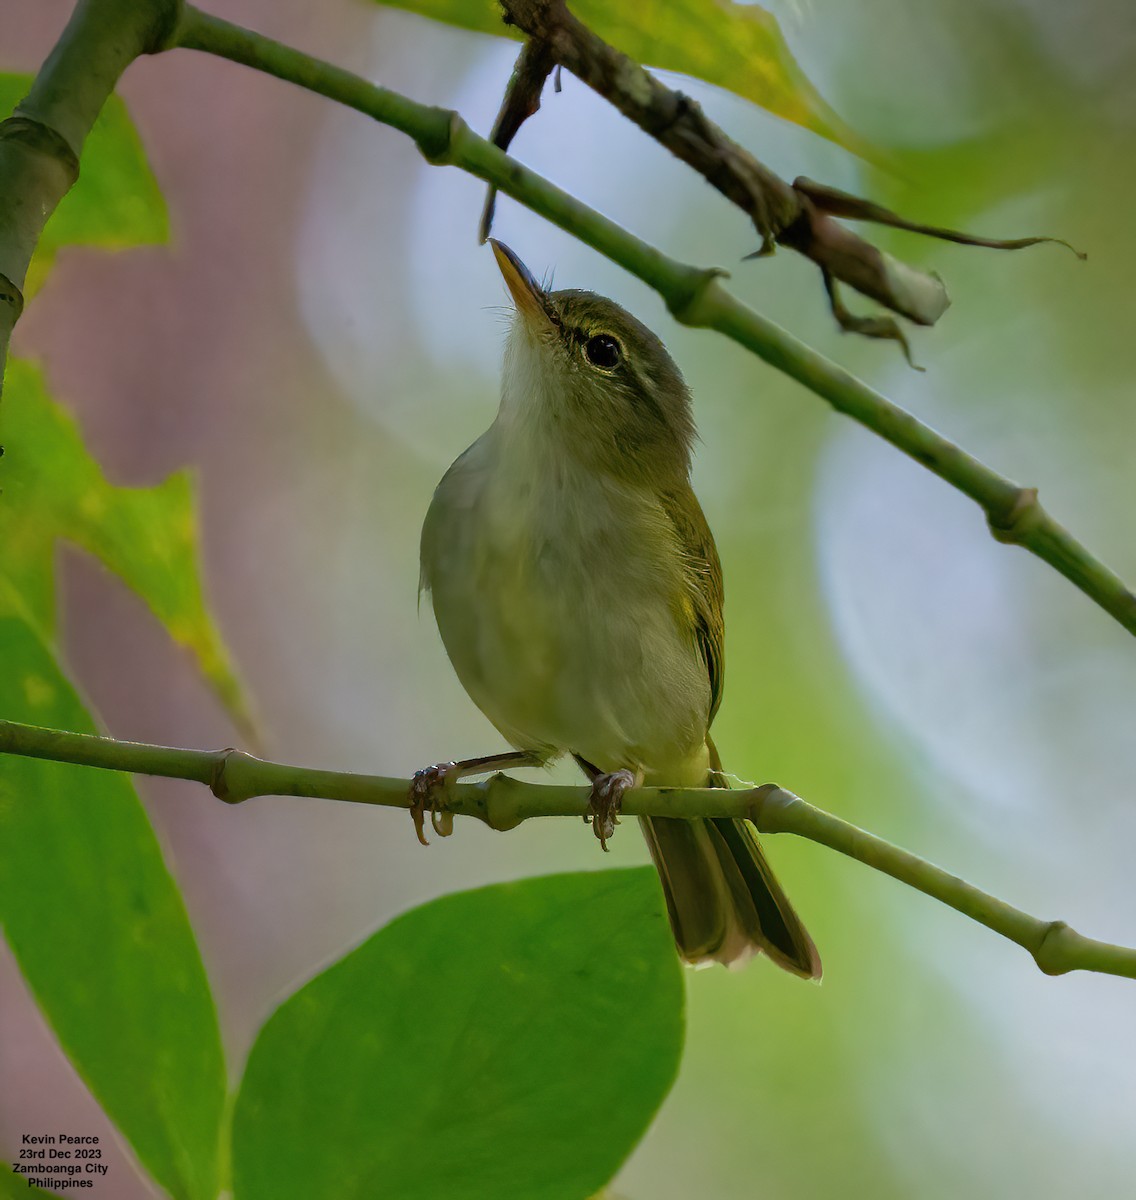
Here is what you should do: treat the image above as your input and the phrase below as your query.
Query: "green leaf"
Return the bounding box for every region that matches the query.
[373,0,863,154]
[0,1158,66,1198]
[0,74,167,296]
[232,869,684,1200]
[0,582,226,1200]
[0,357,251,732]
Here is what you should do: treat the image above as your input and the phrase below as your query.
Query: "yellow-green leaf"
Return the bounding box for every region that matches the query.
[0,75,167,297]
[0,358,251,733]
[373,0,863,154]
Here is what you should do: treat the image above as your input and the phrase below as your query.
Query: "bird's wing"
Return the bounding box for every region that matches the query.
[660,485,725,724]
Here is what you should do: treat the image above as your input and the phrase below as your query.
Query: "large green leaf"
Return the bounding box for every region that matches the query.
[0,75,167,296]
[232,869,684,1200]
[375,0,862,154]
[1,357,251,731]
[0,582,226,1200]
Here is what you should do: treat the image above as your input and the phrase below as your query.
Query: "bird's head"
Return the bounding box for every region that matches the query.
[491,240,695,483]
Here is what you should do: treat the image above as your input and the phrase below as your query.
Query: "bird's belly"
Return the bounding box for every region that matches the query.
[425,465,711,781]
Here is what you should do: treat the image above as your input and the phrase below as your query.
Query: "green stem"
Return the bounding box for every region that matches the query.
[173,6,1136,639]
[1,716,1131,981]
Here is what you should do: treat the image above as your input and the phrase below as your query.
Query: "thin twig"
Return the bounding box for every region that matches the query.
[479,37,556,242]
[0,717,1131,981]
[794,176,1087,258]
[171,6,1136,640]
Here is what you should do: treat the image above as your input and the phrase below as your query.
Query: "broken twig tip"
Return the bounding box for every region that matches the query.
[1061,240,1088,262]
[822,269,925,370]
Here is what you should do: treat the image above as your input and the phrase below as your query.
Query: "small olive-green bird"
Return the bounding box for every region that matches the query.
[415,240,820,976]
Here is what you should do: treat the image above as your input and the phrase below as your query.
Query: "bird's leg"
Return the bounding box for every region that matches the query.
[408,750,544,845]
[573,755,642,852]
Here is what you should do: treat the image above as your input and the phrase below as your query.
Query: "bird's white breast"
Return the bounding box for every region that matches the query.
[421,421,711,784]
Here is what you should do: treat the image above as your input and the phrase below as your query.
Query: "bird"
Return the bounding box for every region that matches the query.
[411,239,820,976]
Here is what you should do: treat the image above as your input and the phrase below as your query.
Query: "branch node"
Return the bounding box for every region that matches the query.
[480,771,526,832]
[0,272,25,324]
[209,747,256,804]
[1033,919,1076,976]
[747,783,793,832]
[988,486,1042,545]
[144,0,188,55]
[417,108,464,166]
[0,115,81,182]
[665,266,728,327]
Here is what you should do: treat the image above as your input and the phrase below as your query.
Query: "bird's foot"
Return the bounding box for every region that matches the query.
[408,762,457,846]
[586,769,636,852]
[409,751,547,844]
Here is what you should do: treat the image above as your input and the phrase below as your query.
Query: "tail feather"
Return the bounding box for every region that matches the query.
[706,817,821,978]
[639,744,821,977]
[639,816,750,965]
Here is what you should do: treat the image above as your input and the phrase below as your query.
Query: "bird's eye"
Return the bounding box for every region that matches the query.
[583,333,622,370]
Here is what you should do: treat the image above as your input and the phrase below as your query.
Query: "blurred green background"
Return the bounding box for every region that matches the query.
[2,0,1135,1195]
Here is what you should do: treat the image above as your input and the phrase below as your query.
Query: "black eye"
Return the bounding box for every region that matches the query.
[583,333,622,370]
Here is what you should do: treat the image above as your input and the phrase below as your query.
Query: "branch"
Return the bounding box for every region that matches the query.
[479,36,556,243]
[0,717,1131,981]
[492,0,1081,347]
[173,6,1136,640]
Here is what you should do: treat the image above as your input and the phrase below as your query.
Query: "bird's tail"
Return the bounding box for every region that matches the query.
[638,740,821,976]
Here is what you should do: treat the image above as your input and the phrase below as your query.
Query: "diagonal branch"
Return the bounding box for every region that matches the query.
[0,716,1131,981]
[491,0,1081,348]
[172,6,1136,640]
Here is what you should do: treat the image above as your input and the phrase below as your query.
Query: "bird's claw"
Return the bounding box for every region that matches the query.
[408,762,457,846]
[586,769,636,852]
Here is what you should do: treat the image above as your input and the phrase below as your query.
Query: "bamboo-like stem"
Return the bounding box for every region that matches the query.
[0,0,179,389]
[172,6,1136,639]
[0,717,1131,981]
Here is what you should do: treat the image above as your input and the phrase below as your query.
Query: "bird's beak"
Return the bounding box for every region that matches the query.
[490,240,550,327]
